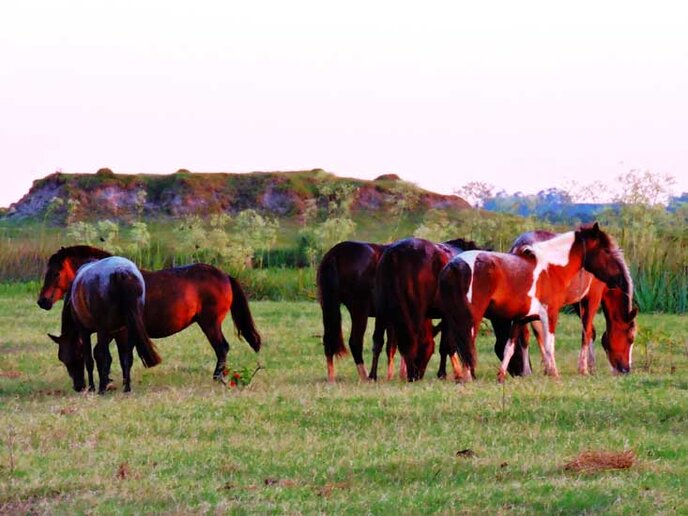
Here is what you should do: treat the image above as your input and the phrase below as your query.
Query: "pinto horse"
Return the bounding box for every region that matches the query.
[508,231,637,375]
[38,246,261,380]
[439,223,633,381]
[317,241,393,383]
[374,237,486,382]
[51,256,162,393]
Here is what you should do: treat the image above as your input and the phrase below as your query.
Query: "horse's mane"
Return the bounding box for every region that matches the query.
[48,245,113,266]
[442,238,481,252]
[578,223,634,312]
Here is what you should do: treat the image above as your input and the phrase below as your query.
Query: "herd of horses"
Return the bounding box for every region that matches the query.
[36,222,637,393]
[317,222,637,383]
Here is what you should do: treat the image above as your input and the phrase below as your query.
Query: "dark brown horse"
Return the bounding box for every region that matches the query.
[317,241,391,383]
[373,237,484,382]
[439,223,633,381]
[50,256,162,393]
[38,246,261,380]
[508,230,637,375]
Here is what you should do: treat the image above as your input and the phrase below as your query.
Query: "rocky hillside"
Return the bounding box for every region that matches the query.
[6,168,470,221]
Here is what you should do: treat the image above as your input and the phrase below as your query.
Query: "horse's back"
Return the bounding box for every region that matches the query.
[141,263,232,338]
[71,256,144,331]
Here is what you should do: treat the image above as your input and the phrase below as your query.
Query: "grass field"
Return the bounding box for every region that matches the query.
[1,285,687,513]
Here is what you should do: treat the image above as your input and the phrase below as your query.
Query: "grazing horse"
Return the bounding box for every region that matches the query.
[374,237,483,382]
[52,256,162,393]
[439,223,633,381]
[38,246,261,380]
[317,241,392,383]
[508,231,637,375]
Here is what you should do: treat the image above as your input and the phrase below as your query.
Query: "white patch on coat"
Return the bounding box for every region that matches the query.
[522,231,575,299]
[456,250,481,303]
[74,256,145,303]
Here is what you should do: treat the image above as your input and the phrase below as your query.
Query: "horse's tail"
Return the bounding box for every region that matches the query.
[228,275,262,352]
[438,260,476,375]
[316,255,346,358]
[113,271,162,368]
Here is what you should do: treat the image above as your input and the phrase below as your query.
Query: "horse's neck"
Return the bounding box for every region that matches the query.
[67,256,102,279]
[61,292,79,339]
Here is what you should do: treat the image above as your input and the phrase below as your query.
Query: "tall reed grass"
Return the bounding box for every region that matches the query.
[1,205,685,312]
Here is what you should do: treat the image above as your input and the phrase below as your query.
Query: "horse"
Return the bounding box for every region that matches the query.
[50,256,162,393]
[507,231,637,375]
[38,246,261,381]
[439,223,633,382]
[373,237,487,382]
[317,241,394,383]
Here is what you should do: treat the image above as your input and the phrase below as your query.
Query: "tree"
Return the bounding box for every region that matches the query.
[455,181,496,208]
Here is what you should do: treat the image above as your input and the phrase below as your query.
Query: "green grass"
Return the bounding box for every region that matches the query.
[1,287,687,513]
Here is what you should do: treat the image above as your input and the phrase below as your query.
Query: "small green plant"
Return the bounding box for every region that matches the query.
[219,363,264,389]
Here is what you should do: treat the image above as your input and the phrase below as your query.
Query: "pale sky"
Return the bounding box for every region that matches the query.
[1,0,687,208]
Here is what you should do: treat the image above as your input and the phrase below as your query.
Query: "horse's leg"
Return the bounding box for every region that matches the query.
[368,316,385,381]
[114,332,134,393]
[93,332,113,394]
[538,308,559,377]
[198,319,231,381]
[578,291,602,375]
[497,321,516,383]
[83,333,95,392]
[530,319,549,373]
[348,304,369,381]
[494,319,532,377]
[437,320,447,379]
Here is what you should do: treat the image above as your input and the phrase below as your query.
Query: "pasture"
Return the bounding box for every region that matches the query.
[1,284,687,513]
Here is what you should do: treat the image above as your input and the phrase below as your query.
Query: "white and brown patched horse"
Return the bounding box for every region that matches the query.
[439,223,633,382]
[51,256,162,393]
[509,231,637,375]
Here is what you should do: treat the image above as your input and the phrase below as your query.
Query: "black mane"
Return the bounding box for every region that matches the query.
[48,245,112,266]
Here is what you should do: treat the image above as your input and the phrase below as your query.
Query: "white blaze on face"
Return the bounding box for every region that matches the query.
[524,231,575,299]
[457,250,481,303]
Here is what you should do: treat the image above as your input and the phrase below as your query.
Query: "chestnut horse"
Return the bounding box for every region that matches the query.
[317,241,392,383]
[52,256,162,393]
[508,231,637,375]
[38,246,261,380]
[374,237,485,382]
[439,223,633,381]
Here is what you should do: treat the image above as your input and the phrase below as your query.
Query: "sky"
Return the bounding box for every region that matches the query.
[1,0,687,208]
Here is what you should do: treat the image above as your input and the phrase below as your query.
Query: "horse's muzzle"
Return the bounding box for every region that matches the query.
[37,297,53,310]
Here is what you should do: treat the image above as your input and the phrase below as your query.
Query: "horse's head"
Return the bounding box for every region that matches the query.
[48,333,86,391]
[577,223,634,313]
[414,320,437,379]
[37,254,75,310]
[601,288,639,375]
[37,246,111,310]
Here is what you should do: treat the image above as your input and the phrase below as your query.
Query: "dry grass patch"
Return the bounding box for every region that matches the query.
[563,450,636,473]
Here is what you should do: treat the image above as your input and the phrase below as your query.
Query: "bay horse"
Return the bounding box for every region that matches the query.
[373,237,487,382]
[38,246,261,381]
[317,241,392,383]
[51,256,162,393]
[439,223,633,382]
[508,231,637,375]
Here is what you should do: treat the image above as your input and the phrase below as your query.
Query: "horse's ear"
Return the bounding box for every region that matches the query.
[48,333,60,345]
[592,222,600,232]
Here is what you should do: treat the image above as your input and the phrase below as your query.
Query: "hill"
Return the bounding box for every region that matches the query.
[5,168,470,221]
